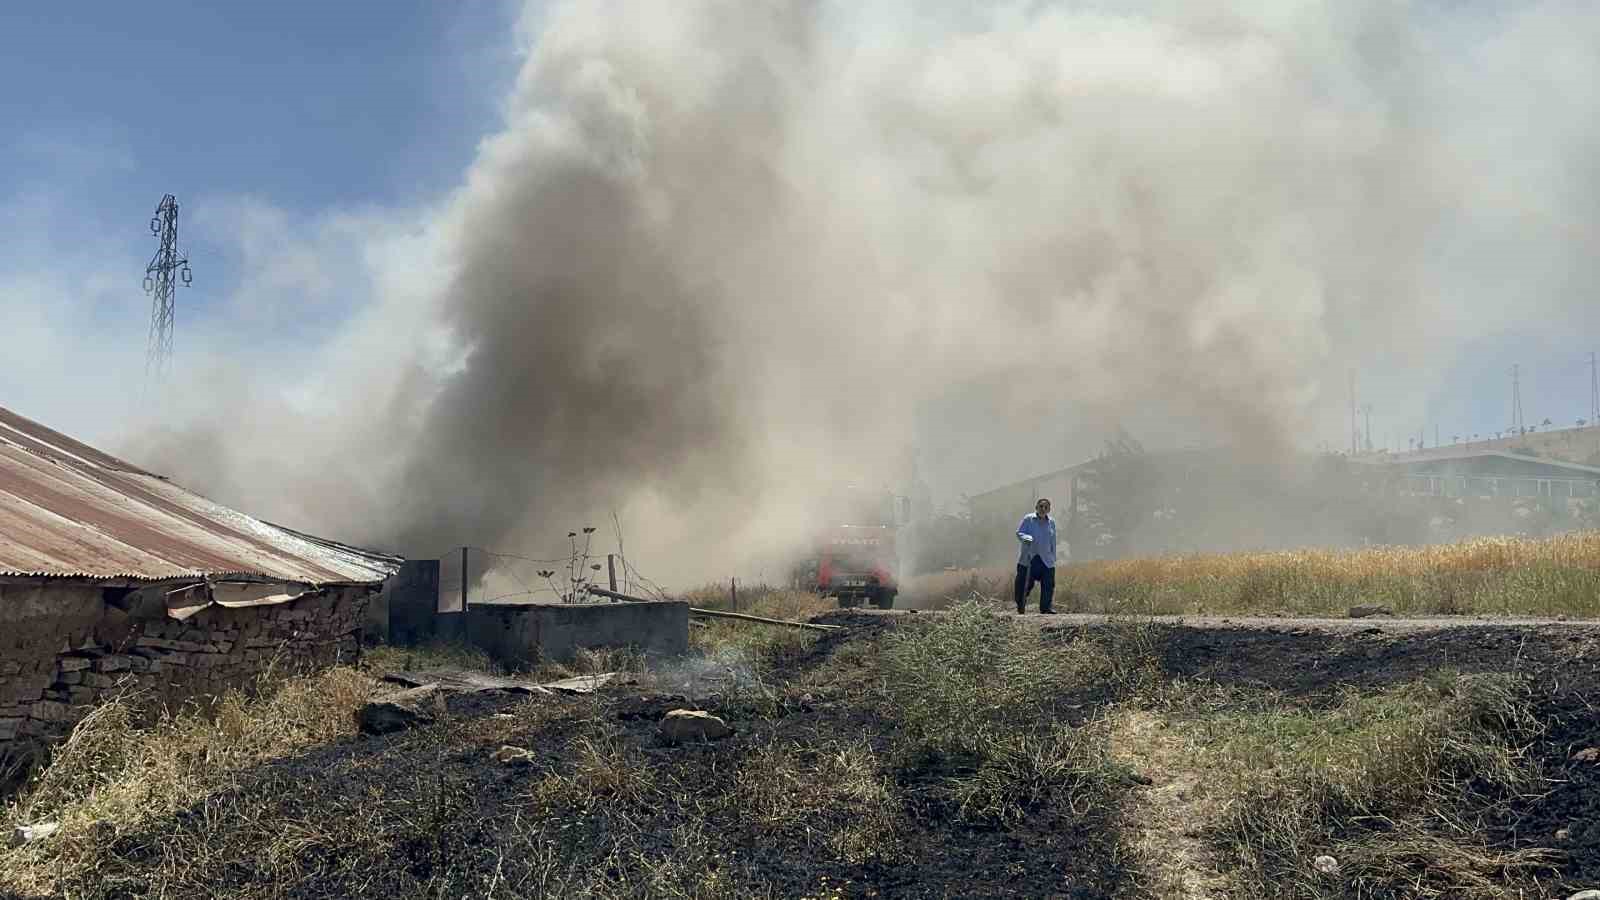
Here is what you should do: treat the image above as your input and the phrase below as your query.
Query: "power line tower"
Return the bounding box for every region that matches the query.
[143,194,193,375]
[1511,363,1525,435]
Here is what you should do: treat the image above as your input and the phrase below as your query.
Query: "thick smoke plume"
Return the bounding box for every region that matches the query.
[132,1,1600,585]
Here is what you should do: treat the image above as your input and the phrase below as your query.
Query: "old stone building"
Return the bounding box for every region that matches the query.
[0,405,400,761]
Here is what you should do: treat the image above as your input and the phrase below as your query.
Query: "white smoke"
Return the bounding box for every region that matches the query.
[121,0,1600,584]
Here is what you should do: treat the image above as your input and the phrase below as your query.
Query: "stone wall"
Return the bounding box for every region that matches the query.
[0,579,376,756]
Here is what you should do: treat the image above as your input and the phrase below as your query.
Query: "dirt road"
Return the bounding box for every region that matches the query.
[862,606,1600,633]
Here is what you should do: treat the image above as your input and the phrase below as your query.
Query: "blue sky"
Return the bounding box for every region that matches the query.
[2,2,517,209]
[0,3,517,356]
[0,2,528,443]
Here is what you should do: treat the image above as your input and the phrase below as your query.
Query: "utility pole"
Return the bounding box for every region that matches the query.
[1590,351,1598,429]
[1349,370,1357,455]
[143,194,193,376]
[1362,404,1372,453]
[1511,363,1526,435]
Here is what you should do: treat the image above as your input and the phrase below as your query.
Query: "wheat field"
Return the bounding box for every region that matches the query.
[907,531,1600,617]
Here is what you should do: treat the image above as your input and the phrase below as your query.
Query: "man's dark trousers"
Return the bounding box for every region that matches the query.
[1014,556,1055,613]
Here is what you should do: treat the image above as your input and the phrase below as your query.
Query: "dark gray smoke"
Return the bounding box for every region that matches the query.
[127,1,1600,584]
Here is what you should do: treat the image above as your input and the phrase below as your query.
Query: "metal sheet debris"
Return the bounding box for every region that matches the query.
[165,581,315,620]
[381,669,627,696]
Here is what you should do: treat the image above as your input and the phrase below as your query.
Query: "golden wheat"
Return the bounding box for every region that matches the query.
[910,531,1600,617]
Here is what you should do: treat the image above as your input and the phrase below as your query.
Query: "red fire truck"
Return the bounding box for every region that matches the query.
[791,486,907,609]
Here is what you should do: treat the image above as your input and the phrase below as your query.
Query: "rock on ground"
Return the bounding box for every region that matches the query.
[493,745,536,766]
[356,685,447,735]
[8,822,60,847]
[1313,855,1340,875]
[659,709,732,744]
[1347,605,1394,619]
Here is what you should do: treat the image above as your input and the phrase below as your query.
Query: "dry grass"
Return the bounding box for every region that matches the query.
[1176,672,1558,899]
[875,601,1147,827]
[909,531,1600,617]
[2,587,1584,898]
[0,667,381,897]
[362,639,646,683]
[688,588,833,670]
[731,740,902,864]
[364,639,501,674]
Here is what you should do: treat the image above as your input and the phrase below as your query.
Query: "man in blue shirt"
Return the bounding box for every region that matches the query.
[1014,498,1057,614]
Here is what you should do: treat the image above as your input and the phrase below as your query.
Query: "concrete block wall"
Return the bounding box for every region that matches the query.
[464,600,689,667]
[0,580,376,754]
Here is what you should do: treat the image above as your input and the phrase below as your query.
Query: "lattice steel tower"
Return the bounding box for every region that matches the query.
[143,194,192,374]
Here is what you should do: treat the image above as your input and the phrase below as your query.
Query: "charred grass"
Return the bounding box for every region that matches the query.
[3,602,1598,898]
[1169,673,1560,898]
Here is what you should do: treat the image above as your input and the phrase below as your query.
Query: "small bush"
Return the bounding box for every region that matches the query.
[876,600,1136,824]
[878,600,1151,754]
[950,724,1126,826]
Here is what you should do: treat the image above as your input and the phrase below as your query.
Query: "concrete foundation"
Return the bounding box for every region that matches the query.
[464,600,688,667]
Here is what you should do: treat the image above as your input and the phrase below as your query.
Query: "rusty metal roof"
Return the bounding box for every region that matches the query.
[0,405,401,585]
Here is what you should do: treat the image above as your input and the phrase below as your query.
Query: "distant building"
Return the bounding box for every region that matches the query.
[965,460,1092,537]
[1356,448,1600,500]
[1367,424,1600,467]
[965,443,1600,563]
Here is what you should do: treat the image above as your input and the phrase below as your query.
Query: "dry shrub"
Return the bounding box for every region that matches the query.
[527,644,651,683]
[1208,672,1555,898]
[877,600,1138,824]
[528,733,659,813]
[950,723,1120,826]
[878,600,1151,753]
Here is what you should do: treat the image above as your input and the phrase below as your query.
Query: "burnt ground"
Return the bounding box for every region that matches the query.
[7,611,1600,899]
[1062,614,1600,890]
[849,610,1600,892]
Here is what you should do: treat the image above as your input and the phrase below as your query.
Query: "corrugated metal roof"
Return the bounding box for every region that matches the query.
[1349,448,1600,476]
[0,405,401,585]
